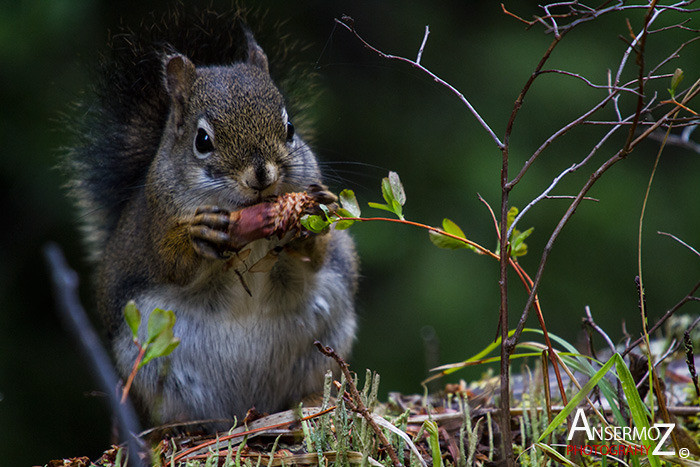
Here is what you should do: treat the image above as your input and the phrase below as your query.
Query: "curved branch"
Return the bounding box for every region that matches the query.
[334,17,505,150]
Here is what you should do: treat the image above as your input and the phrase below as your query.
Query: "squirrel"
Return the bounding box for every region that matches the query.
[66,9,358,430]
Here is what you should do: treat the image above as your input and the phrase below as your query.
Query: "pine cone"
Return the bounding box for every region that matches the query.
[226,185,337,250]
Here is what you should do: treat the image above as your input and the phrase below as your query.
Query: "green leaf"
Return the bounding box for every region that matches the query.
[388,171,406,206]
[333,220,355,230]
[318,203,332,221]
[146,308,175,345]
[367,201,395,214]
[429,219,479,252]
[538,354,616,442]
[141,333,180,369]
[429,230,468,250]
[442,218,466,238]
[381,176,393,206]
[616,354,660,467]
[528,328,625,425]
[534,443,577,466]
[371,172,407,219]
[334,208,356,229]
[339,189,361,218]
[506,206,518,232]
[669,68,683,99]
[140,308,179,369]
[391,199,403,220]
[510,227,533,257]
[535,353,661,467]
[301,214,330,233]
[124,300,141,342]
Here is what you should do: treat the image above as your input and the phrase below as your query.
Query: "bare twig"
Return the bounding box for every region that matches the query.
[335,16,505,150]
[538,69,642,95]
[647,36,700,78]
[415,25,429,65]
[658,231,700,258]
[622,280,700,358]
[583,306,617,355]
[314,341,402,467]
[44,243,146,467]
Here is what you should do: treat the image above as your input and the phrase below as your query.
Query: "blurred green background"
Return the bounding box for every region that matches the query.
[1,0,698,463]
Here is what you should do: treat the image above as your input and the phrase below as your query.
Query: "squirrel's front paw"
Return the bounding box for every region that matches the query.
[189,206,235,260]
[189,204,278,259]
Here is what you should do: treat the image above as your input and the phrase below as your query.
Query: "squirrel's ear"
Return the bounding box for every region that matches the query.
[164,53,196,129]
[244,29,269,74]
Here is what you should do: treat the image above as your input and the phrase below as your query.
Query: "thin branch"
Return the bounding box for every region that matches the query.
[648,18,696,33]
[623,3,660,154]
[315,341,402,467]
[508,0,700,354]
[646,36,700,78]
[507,99,654,238]
[583,306,617,355]
[537,69,642,95]
[415,25,429,65]
[335,16,504,150]
[510,80,700,349]
[622,280,700,358]
[657,231,700,258]
[43,243,146,467]
[507,87,616,190]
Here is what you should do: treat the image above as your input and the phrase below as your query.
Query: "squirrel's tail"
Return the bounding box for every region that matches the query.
[66,7,260,260]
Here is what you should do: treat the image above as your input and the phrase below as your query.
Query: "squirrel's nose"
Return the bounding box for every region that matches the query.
[243,162,279,192]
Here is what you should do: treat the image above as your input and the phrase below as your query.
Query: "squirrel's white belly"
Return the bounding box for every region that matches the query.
[117,246,341,426]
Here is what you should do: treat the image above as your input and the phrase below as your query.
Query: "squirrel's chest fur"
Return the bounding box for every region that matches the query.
[111,238,355,427]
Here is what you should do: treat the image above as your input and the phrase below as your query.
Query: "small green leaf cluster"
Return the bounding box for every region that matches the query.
[506,207,533,258]
[300,188,361,232]
[302,171,535,260]
[367,171,406,220]
[301,171,407,233]
[124,301,180,369]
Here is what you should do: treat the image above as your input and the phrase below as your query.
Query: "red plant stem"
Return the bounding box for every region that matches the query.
[509,260,567,406]
[334,216,497,258]
[121,344,145,404]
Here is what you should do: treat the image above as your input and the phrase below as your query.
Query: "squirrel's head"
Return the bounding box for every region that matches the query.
[153,31,319,211]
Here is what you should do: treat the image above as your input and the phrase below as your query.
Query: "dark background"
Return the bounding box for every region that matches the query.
[1,1,698,463]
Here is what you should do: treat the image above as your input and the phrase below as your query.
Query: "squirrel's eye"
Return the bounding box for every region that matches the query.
[194,128,215,158]
[286,121,295,143]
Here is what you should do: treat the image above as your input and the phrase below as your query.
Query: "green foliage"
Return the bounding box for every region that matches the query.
[493,207,533,258]
[367,171,406,220]
[428,218,479,252]
[303,171,407,231]
[123,301,180,369]
[303,171,530,260]
[300,211,331,233]
[124,300,140,341]
[334,189,361,230]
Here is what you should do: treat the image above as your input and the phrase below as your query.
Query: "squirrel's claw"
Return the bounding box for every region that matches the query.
[189,206,236,259]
